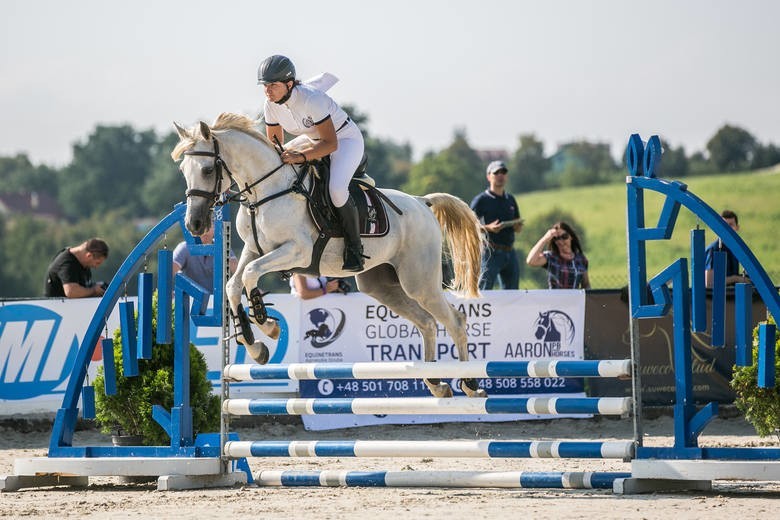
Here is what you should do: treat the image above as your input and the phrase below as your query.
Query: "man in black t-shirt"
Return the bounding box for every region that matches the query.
[44,238,109,298]
[470,161,523,290]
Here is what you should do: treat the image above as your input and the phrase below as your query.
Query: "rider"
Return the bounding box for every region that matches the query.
[258,54,365,272]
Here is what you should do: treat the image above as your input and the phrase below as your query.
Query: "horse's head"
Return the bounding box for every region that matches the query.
[172,121,232,236]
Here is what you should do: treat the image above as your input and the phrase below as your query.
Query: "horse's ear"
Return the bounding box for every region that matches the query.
[199,121,212,140]
[173,122,189,140]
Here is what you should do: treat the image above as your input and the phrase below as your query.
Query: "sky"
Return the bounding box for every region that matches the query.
[2,0,779,167]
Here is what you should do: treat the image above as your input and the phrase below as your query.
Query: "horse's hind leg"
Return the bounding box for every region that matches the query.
[393,262,487,398]
[357,265,453,398]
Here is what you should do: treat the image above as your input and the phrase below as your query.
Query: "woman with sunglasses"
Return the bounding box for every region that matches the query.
[526,221,590,289]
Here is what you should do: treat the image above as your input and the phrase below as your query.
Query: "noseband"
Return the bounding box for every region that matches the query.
[182,138,234,205]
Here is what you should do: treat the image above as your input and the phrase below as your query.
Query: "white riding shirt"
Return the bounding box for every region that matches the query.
[263,83,350,139]
[263,83,364,207]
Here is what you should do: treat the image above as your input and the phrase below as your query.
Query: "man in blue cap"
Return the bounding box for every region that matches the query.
[470,161,523,290]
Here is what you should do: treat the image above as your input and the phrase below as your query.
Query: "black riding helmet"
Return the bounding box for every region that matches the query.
[257,55,296,84]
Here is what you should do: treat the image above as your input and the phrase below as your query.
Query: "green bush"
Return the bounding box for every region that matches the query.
[93,294,220,445]
[731,316,780,437]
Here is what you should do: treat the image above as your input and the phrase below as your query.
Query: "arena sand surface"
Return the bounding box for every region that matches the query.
[1,416,779,519]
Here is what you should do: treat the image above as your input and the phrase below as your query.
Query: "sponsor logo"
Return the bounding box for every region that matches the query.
[0,304,80,400]
[301,116,314,128]
[305,308,346,348]
[532,309,576,356]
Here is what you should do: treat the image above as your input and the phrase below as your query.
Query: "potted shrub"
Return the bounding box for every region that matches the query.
[731,316,780,440]
[93,294,220,446]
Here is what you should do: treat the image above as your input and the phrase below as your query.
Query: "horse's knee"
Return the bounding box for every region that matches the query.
[226,277,241,295]
[242,266,260,288]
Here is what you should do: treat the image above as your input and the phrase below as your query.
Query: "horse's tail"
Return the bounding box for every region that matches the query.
[423,193,485,299]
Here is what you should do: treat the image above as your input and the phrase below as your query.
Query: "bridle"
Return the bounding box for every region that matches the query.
[182,136,293,208]
[182,138,235,204]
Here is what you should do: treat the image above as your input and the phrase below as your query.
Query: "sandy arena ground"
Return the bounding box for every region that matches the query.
[1,415,779,519]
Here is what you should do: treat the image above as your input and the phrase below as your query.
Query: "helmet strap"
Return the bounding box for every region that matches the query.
[275,82,294,105]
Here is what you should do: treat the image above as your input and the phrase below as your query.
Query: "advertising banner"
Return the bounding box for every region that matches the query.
[298,289,586,430]
[0,298,123,414]
[0,295,301,415]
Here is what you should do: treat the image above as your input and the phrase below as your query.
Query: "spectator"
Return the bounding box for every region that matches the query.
[470,160,523,290]
[705,209,749,288]
[44,238,109,298]
[290,274,350,299]
[172,225,237,293]
[526,221,591,289]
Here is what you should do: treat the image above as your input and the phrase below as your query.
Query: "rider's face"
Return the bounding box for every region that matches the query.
[263,81,290,103]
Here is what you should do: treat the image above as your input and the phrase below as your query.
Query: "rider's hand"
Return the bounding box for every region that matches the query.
[281,150,307,164]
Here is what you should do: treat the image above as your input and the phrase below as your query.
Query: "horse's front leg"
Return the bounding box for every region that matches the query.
[242,243,306,340]
[225,248,272,363]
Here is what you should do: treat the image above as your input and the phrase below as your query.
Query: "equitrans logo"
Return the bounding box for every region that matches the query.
[0,304,80,399]
[304,307,346,348]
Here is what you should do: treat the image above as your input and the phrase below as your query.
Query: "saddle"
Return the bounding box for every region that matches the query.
[306,155,390,238]
[289,155,401,276]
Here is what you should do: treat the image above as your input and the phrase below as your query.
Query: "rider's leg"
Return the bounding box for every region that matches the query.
[336,195,364,271]
[329,129,365,272]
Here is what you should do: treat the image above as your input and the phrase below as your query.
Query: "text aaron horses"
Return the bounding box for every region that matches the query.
[172,113,486,397]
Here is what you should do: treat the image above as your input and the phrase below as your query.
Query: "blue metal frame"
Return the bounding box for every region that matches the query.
[48,203,228,459]
[626,133,780,461]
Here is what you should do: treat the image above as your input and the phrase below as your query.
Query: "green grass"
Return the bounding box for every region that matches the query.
[514,169,780,289]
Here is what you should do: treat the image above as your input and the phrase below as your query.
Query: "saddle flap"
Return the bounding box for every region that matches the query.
[305,161,390,239]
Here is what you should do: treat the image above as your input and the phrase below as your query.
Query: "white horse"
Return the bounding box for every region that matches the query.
[172,113,486,398]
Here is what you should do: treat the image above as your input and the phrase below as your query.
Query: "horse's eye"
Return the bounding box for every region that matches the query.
[202,166,214,176]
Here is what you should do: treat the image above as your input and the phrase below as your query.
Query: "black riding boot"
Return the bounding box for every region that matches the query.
[336,196,364,272]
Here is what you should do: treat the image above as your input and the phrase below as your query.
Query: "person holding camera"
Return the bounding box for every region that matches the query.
[44,238,109,298]
[172,224,238,294]
[290,273,350,299]
[526,221,590,290]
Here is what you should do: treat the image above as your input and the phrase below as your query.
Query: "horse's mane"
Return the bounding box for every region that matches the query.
[171,112,273,160]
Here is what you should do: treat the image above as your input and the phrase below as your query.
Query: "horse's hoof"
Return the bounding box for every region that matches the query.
[466,388,488,398]
[425,382,453,398]
[260,321,280,340]
[245,341,269,364]
[459,379,487,398]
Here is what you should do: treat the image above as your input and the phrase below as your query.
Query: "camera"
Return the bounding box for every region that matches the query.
[328,277,352,294]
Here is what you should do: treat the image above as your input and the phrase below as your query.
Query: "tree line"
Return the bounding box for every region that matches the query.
[1,106,778,297]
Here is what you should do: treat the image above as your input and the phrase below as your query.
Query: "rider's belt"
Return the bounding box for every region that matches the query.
[489,242,514,252]
[336,117,351,133]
